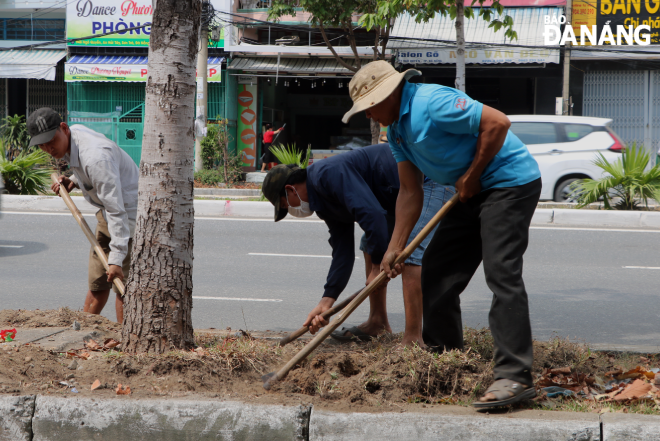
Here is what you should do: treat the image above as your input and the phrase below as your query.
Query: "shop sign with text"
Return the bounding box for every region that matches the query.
[65,63,223,82]
[397,48,559,64]
[572,0,660,44]
[67,0,224,47]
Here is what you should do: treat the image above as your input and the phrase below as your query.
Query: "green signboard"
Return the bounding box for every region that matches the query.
[67,0,224,47]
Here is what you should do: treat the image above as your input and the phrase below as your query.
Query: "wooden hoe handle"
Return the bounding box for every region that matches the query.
[51,173,126,296]
[278,288,363,347]
[263,193,460,390]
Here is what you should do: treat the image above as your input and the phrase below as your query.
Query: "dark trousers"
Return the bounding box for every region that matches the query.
[421,178,541,387]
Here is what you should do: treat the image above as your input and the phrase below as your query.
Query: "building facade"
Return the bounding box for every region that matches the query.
[0,1,67,124]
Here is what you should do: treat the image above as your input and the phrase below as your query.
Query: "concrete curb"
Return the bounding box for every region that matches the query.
[0,395,34,441]
[31,396,310,441]
[310,407,601,441]
[3,195,660,227]
[601,413,660,441]
[2,395,660,440]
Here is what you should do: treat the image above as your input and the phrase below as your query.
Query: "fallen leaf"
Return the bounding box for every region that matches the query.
[86,339,103,351]
[640,356,650,364]
[614,379,652,401]
[605,369,623,378]
[614,366,656,381]
[91,380,101,391]
[115,384,131,395]
[550,367,572,375]
[103,338,121,350]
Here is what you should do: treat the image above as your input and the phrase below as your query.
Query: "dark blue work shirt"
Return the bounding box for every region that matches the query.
[306,144,399,300]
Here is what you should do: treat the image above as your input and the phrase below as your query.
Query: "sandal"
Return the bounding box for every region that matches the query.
[472,378,536,409]
[330,326,375,342]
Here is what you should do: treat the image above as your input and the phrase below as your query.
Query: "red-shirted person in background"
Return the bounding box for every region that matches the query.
[260,123,285,172]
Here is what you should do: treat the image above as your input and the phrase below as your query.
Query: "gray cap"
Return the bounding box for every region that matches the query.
[27,107,62,147]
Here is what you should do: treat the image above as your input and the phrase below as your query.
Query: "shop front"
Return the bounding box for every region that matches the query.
[64,55,226,165]
[0,49,67,122]
[63,0,227,165]
[390,6,563,115]
[228,57,372,169]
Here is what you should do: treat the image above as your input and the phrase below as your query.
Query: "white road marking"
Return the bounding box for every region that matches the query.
[249,252,359,259]
[192,296,282,302]
[0,245,24,248]
[4,212,660,232]
[531,226,660,233]
[623,266,660,270]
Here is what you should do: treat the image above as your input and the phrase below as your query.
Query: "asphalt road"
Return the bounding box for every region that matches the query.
[1,211,659,351]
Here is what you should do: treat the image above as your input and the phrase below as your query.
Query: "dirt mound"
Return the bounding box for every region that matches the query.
[0,310,658,414]
[0,307,121,331]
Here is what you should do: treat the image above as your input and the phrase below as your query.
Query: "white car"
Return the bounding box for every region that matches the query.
[508,115,625,202]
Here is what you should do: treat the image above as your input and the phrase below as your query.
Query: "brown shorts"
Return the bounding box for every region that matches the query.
[89,211,132,294]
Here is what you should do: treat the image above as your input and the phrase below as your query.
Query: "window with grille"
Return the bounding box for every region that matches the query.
[0,18,66,41]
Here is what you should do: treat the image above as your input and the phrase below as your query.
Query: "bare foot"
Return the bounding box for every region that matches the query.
[479,393,497,402]
[400,336,427,349]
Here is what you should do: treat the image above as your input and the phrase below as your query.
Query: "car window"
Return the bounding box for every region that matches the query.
[509,122,557,145]
[563,124,593,142]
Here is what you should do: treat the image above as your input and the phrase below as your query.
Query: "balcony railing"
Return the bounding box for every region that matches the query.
[0,18,65,41]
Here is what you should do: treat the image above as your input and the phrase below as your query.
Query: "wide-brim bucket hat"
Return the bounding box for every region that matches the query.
[342,60,421,124]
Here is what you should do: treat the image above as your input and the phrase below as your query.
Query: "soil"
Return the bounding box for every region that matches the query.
[1,309,658,414]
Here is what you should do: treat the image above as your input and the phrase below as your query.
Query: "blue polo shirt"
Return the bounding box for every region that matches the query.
[387,82,540,190]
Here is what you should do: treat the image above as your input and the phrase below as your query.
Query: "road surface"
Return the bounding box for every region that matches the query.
[1,211,659,351]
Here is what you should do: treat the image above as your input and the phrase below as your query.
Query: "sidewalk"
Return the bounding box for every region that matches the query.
[1,394,658,440]
[4,195,660,228]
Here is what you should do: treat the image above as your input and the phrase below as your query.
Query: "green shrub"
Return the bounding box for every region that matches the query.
[1,115,30,159]
[194,169,223,186]
[0,149,53,195]
[201,124,220,170]
[571,143,660,210]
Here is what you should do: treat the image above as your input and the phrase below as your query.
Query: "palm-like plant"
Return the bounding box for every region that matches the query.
[1,115,30,157]
[269,143,311,169]
[570,143,660,210]
[0,149,53,195]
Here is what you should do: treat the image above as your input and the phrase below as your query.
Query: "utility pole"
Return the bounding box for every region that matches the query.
[562,0,572,115]
[194,0,210,172]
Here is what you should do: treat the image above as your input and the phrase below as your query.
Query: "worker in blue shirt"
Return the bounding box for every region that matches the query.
[261,144,454,347]
[342,61,542,410]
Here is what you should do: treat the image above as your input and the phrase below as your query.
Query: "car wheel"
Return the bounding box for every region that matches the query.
[553,178,581,202]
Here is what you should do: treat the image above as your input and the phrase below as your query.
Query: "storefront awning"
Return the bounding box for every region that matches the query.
[0,49,66,81]
[228,57,364,76]
[65,55,225,82]
[391,7,561,65]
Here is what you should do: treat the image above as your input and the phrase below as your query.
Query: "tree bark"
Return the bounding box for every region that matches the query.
[370,120,380,145]
[454,0,466,92]
[122,0,201,353]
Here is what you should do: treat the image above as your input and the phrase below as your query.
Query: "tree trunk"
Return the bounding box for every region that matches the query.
[370,119,381,145]
[454,0,466,92]
[122,0,201,353]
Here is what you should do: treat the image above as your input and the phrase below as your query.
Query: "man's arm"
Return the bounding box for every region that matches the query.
[381,161,424,278]
[89,160,131,279]
[454,105,510,202]
[302,219,355,333]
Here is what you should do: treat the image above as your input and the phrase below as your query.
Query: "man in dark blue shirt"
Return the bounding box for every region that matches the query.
[262,144,453,346]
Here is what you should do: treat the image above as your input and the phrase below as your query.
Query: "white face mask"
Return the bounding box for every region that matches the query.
[286,187,314,218]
